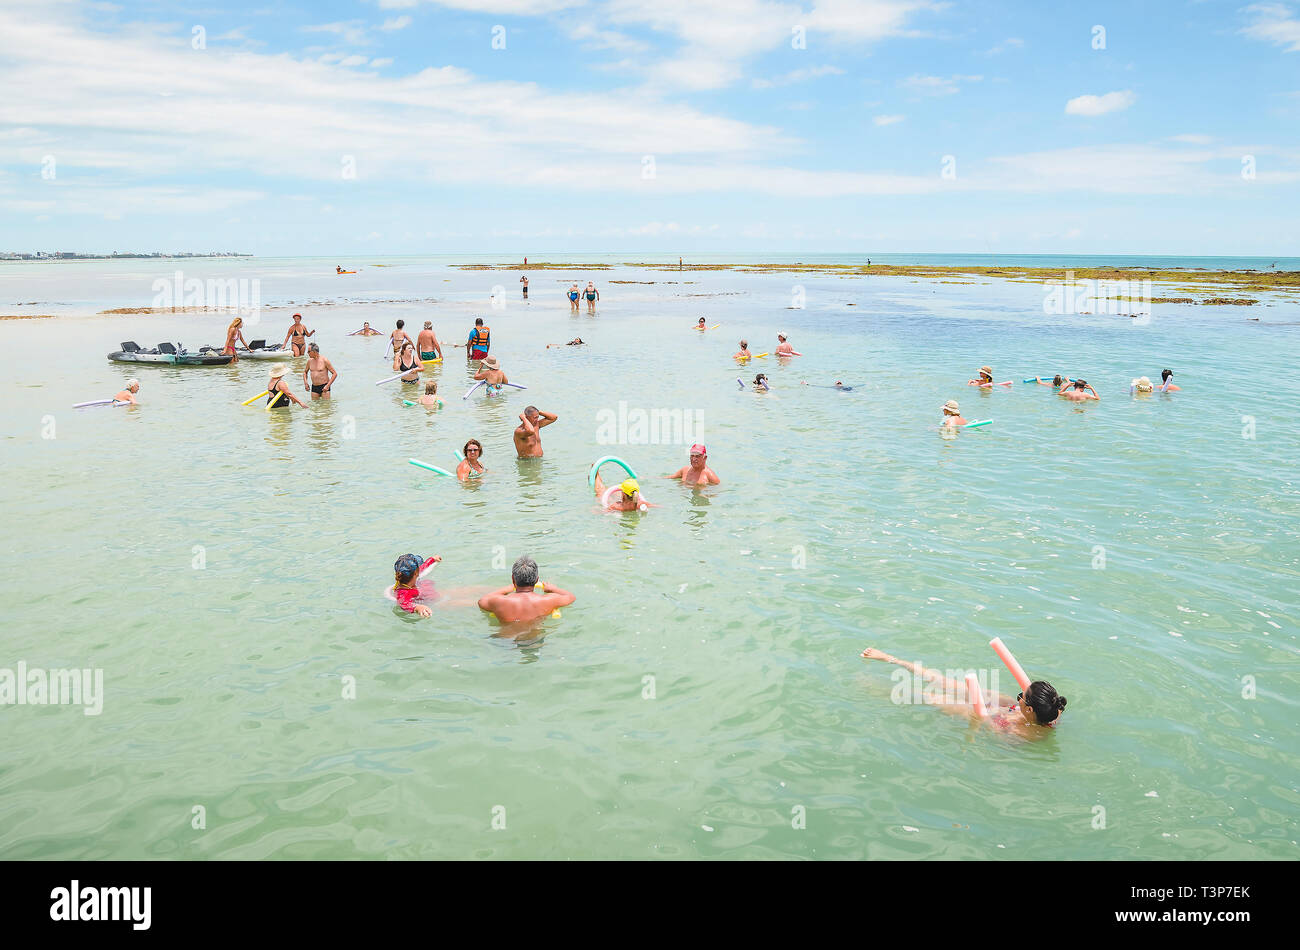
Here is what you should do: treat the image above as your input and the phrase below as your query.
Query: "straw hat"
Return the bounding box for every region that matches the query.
[1134,376,1153,392]
[269,363,289,379]
[942,399,961,414]
[483,355,501,370]
[979,365,992,377]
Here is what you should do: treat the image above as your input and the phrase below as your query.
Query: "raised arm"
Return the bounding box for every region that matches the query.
[536,410,557,427]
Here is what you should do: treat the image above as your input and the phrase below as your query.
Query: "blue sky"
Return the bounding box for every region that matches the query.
[1,0,1298,255]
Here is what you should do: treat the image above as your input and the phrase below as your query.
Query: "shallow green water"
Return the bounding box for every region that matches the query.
[1,259,1297,859]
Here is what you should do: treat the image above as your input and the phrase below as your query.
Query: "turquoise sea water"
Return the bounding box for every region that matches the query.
[1,256,1297,859]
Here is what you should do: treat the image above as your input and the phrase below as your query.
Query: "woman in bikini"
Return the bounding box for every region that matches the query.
[283,313,314,357]
[393,340,422,384]
[224,317,249,363]
[860,647,1067,739]
[457,439,487,481]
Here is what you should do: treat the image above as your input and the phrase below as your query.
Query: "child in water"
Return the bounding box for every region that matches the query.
[860,648,1067,737]
[389,553,442,618]
[419,380,442,409]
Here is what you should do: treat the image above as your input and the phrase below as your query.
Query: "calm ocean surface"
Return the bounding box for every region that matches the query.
[1,254,1296,859]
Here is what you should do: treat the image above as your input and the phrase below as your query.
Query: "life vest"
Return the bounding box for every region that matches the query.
[469,326,490,348]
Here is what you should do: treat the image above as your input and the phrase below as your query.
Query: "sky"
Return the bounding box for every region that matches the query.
[1,0,1298,256]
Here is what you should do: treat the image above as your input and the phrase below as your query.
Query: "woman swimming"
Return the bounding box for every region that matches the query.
[389,553,442,618]
[753,373,770,391]
[1160,369,1181,392]
[1032,374,1069,388]
[860,648,1067,737]
[968,365,1011,387]
[940,399,966,426]
[457,439,487,481]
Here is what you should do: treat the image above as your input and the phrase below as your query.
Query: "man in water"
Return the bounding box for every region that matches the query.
[478,555,575,623]
[514,405,557,457]
[465,317,490,361]
[520,275,529,298]
[114,379,141,404]
[1060,379,1100,402]
[417,321,442,362]
[584,281,599,312]
[667,444,720,486]
[568,283,581,311]
[349,321,381,336]
[282,313,315,356]
[302,343,338,399]
[734,340,752,359]
[775,333,797,356]
[473,354,508,395]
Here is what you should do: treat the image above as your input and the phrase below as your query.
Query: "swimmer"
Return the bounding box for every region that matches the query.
[474,354,508,395]
[266,363,307,409]
[1031,375,1069,388]
[282,313,315,357]
[666,443,720,486]
[1060,378,1099,402]
[940,399,967,426]
[302,343,338,399]
[457,439,487,480]
[1159,369,1181,392]
[348,321,382,336]
[520,275,529,298]
[968,365,1009,388]
[734,340,752,360]
[223,317,250,363]
[752,373,770,391]
[114,378,140,405]
[418,380,442,409]
[390,553,442,618]
[584,281,599,312]
[592,469,656,511]
[336,265,343,274]
[696,317,708,331]
[1131,376,1155,395]
[477,555,575,624]
[546,338,585,348]
[775,333,799,356]
[514,405,557,458]
[860,648,1067,736]
[393,340,423,384]
[568,283,581,311]
[387,320,412,359]
[417,321,442,362]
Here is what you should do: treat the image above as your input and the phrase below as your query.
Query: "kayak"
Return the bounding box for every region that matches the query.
[107,342,232,366]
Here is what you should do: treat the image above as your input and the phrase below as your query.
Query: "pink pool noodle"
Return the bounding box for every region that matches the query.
[965,672,988,717]
[989,637,1031,692]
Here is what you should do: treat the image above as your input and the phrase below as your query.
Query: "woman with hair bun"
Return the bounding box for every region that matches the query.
[860,647,1067,737]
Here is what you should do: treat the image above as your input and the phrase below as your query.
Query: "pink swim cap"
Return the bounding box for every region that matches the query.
[690,444,707,455]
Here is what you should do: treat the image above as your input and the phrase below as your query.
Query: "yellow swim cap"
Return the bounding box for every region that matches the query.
[621,478,639,496]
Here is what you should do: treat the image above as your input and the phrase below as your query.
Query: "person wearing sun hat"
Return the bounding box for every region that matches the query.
[667,443,720,486]
[473,354,508,396]
[265,362,306,409]
[940,399,967,427]
[1131,376,1154,394]
[968,365,996,387]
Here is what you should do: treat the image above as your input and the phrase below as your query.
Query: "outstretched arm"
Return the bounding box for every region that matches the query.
[860,648,966,696]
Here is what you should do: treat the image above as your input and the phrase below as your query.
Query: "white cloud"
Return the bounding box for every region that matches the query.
[1241,3,1300,52]
[380,16,414,31]
[569,23,648,53]
[873,114,904,125]
[900,73,982,95]
[986,37,1023,55]
[752,65,845,89]
[1064,90,1136,116]
[302,21,373,47]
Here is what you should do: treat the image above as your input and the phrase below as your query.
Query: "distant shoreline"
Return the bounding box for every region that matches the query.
[0,253,252,261]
